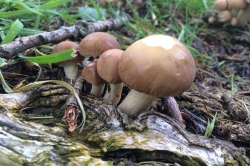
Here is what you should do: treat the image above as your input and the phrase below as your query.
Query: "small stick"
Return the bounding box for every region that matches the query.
[62,75,83,132]
[0,13,128,59]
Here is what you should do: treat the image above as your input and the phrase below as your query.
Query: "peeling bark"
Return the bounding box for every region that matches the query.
[0,85,249,165]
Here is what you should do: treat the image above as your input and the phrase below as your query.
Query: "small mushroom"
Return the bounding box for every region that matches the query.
[79,32,121,58]
[82,61,105,97]
[52,41,84,80]
[97,49,124,105]
[118,35,196,118]
[218,10,232,22]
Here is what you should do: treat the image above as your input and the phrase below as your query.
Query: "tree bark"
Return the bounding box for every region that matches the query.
[0,85,249,166]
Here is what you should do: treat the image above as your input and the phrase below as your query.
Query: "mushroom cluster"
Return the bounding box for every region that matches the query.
[209,0,250,26]
[80,33,196,119]
[53,33,196,121]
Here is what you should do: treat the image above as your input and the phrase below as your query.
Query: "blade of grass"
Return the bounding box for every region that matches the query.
[1,19,23,44]
[15,0,42,15]
[204,112,217,137]
[18,49,76,64]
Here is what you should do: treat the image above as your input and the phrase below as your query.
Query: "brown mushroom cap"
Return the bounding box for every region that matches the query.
[52,41,79,54]
[97,49,124,84]
[82,61,104,85]
[218,10,232,22]
[212,0,228,10]
[227,0,247,9]
[118,34,196,97]
[79,32,121,58]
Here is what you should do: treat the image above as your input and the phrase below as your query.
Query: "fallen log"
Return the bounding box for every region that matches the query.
[0,85,249,166]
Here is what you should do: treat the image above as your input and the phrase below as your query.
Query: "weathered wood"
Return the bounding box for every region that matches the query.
[0,85,249,166]
[0,13,128,59]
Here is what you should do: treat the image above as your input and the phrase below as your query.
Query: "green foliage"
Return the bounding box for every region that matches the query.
[18,48,76,64]
[204,112,217,138]
[1,19,23,44]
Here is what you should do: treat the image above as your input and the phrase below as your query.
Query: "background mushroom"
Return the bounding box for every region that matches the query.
[209,0,250,26]
[52,41,84,81]
[82,61,105,97]
[97,49,124,105]
[118,34,196,118]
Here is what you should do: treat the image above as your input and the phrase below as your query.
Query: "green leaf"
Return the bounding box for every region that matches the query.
[39,0,73,9]
[1,19,23,44]
[0,58,7,67]
[18,49,77,64]
[0,58,13,93]
[204,112,217,137]
[78,7,106,21]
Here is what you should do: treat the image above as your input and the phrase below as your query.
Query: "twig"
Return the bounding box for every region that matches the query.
[62,75,83,132]
[0,13,129,59]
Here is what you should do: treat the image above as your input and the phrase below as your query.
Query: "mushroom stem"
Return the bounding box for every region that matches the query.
[103,83,123,106]
[90,84,104,97]
[118,89,156,118]
[62,62,78,80]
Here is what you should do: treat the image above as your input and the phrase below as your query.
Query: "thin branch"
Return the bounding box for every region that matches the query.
[0,13,129,59]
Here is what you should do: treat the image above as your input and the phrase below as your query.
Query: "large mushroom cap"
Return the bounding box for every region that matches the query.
[79,32,121,58]
[118,34,196,97]
[97,49,124,84]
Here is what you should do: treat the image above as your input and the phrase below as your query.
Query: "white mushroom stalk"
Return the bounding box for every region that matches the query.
[118,35,196,118]
[103,83,123,105]
[118,90,155,117]
[97,49,124,106]
[90,84,105,97]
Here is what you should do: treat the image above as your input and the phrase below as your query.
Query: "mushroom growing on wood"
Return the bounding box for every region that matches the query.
[82,61,105,97]
[79,32,121,58]
[52,41,84,80]
[118,34,196,118]
[97,49,124,105]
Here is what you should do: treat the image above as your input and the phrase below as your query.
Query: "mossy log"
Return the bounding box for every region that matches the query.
[0,84,249,166]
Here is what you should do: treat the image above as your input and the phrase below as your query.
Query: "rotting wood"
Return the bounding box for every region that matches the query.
[0,84,249,165]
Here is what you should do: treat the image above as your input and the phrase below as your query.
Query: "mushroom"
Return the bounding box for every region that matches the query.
[82,61,105,97]
[218,10,232,22]
[97,49,124,105]
[79,32,121,58]
[118,34,196,118]
[212,0,228,10]
[227,0,247,9]
[52,41,84,80]
[237,4,250,26]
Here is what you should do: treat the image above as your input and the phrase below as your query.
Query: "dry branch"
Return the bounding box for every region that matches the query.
[0,13,128,59]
